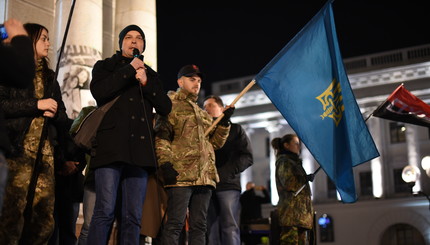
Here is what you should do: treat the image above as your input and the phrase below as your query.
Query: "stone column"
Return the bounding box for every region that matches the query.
[6,0,55,62]
[368,117,384,198]
[55,0,103,118]
[115,0,157,70]
[102,0,116,59]
[406,124,422,192]
[240,125,254,191]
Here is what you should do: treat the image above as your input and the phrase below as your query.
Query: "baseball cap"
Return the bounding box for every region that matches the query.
[177,64,204,79]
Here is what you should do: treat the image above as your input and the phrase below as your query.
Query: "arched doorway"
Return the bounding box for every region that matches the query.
[380,223,425,245]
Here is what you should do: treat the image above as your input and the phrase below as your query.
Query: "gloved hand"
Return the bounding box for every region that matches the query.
[160,162,179,185]
[306,174,315,182]
[219,107,235,126]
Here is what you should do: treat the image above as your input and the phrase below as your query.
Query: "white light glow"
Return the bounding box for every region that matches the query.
[231,111,283,126]
[371,158,383,198]
[401,165,420,183]
[270,153,279,205]
[421,156,430,170]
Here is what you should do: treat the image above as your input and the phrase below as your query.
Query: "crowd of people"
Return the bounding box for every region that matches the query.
[0,18,315,245]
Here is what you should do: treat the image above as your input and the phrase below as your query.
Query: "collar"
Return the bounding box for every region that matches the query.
[115,51,134,63]
[36,59,43,72]
[280,150,301,161]
[177,88,198,102]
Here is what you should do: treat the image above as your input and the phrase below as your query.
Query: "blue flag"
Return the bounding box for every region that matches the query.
[255,1,379,203]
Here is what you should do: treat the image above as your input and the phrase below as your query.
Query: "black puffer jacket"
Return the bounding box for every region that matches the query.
[214,122,253,191]
[0,67,69,157]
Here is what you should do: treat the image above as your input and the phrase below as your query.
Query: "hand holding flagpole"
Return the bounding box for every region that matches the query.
[294,167,321,197]
[204,79,256,136]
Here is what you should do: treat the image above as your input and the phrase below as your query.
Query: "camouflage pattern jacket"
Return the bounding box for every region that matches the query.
[154,88,230,188]
[275,151,313,229]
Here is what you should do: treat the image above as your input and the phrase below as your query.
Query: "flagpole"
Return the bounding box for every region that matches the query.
[364,94,390,123]
[294,167,321,197]
[364,112,374,122]
[364,83,404,123]
[204,79,256,136]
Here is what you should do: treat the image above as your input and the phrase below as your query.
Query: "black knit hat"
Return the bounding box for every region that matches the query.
[118,24,146,51]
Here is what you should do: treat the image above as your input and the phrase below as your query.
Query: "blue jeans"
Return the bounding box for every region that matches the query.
[87,163,148,245]
[208,190,241,245]
[78,185,96,245]
[161,186,212,245]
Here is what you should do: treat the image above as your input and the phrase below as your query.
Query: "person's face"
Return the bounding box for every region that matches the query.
[121,30,144,58]
[70,77,79,88]
[203,98,223,118]
[177,75,201,95]
[284,136,301,155]
[35,29,49,60]
[78,70,88,82]
[77,70,89,86]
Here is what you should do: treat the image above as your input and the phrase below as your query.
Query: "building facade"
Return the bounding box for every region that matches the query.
[213,44,430,244]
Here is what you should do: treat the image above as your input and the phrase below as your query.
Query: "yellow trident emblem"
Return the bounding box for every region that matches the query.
[316,79,345,126]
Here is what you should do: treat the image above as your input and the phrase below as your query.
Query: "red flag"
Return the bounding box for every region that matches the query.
[373,84,430,127]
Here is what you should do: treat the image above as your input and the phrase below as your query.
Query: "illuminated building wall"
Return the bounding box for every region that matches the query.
[214,44,430,244]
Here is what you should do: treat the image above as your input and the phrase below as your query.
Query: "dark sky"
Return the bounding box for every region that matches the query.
[156,1,430,94]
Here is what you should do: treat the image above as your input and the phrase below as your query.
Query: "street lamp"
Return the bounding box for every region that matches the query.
[401,165,420,187]
[421,156,430,177]
[402,165,430,211]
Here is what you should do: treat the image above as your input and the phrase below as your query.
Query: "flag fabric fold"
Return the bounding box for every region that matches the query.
[255,0,379,203]
[373,84,430,127]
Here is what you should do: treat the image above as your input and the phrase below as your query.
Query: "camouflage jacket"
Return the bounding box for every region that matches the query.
[275,151,313,229]
[154,88,230,188]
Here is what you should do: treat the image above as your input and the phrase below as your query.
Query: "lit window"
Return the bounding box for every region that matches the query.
[390,122,406,144]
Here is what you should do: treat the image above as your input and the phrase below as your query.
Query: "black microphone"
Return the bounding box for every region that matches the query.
[133,48,140,57]
[133,48,144,61]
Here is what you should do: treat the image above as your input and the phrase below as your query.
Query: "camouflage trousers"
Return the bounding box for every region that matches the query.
[0,148,55,245]
[280,226,309,245]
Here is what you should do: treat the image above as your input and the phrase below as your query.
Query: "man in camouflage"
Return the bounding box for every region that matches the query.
[155,64,233,245]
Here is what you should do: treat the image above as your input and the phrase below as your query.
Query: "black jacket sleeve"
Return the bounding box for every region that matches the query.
[0,36,35,89]
[219,124,253,177]
[232,124,253,174]
[0,84,39,118]
[139,65,172,116]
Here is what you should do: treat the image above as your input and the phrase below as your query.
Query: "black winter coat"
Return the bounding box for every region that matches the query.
[0,36,35,154]
[0,66,69,157]
[89,52,172,170]
[214,122,253,191]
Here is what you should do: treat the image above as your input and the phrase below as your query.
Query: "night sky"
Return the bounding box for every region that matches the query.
[156,1,430,94]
